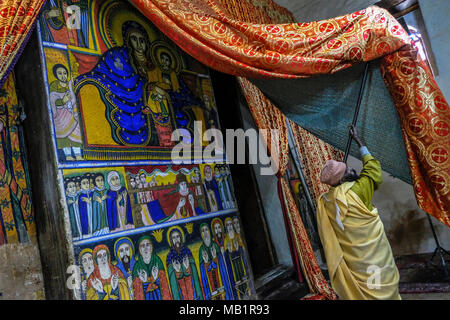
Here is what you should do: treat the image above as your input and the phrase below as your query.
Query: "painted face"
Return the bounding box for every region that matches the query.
[226,220,234,237]
[129,30,146,54]
[233,218,240,234]
[96,249,108,267]
[194,169,201,180]
[214,167,220,176]
[160,53,171,72]
[139,239,152,261]
[204,166,212,180]
[95,176,104,189]
[213,223,222,239]
[171,231,182,249]
[67,182,77,196]
[179,181,188,194]
[201,225,211,245]
[140,174,146,183]
[130,177,136,188]
[80,178,90,191]
[118,243,131,263]
[56,67,68,83]
[110,175,121,188]
[81,253,94,275]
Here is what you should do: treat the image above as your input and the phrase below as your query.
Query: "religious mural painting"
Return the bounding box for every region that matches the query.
[40,0,220,163]
[73,213,251,300]
[38,0,254,300]
[62,164,237,241]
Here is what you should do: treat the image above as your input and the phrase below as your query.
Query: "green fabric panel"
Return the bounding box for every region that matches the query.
[250,61,412,184]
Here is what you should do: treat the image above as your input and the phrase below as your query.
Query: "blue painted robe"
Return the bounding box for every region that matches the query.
[199,242,233,300]
[74,47,158,146]
[106,187,133,231]
[78,190,93,236]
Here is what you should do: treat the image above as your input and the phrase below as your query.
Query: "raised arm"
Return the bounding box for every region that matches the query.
[349,126,382,210]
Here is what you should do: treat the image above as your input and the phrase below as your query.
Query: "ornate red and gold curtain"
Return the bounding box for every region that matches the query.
[131,0,450,227]
[0,0,46,87]
[289,120,344,205]
[0,73,36,245]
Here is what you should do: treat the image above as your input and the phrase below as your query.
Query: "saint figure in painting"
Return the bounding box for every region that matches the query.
[113,237,136,299]
[106,171,134,232]
[132,236,172,300]
[74,21,176,147]
[49,63,83,161]
[223,217,249,299]
[166,227,203,300]
[86,245,131,300]
[78,174,93,237]
[198,223,232,300]
[92,173,109,235]
[65,177,82,239]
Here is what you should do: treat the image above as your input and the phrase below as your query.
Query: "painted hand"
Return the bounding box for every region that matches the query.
[152,266,159,280]
[173,260,181,273]
[111,273,119,290]
[139,269,147,283]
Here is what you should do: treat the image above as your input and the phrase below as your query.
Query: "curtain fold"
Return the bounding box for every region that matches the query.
[0,73,36,245]
[289,120,344,205]
[131,0,450,227]
[0,0,46,87]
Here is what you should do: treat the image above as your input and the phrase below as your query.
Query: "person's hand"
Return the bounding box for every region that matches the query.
[349,125,364,147]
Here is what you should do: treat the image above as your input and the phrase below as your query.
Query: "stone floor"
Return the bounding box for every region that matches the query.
[395,252,450,297]
[401,292,450,300]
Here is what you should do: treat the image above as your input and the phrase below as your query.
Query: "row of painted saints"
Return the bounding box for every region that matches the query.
[65,165,236,240]
[75,217,250,300]
[48,19,219,161]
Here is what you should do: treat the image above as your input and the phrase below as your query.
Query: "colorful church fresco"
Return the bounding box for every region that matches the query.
[62,164,237,241]
[73,213,251,300]
[38,0,254,299]
[40,0,220,163]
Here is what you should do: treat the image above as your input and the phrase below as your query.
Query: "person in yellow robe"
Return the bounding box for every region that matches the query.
[316,125,401,300]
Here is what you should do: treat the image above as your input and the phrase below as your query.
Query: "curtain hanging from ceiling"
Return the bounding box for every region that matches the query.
[131,0,450,227]
[0,0,46,87]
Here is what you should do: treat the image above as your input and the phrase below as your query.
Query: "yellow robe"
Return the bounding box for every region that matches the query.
[317,181,401,300]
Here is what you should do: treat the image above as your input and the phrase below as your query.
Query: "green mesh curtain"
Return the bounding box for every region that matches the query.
[250,60,412,184]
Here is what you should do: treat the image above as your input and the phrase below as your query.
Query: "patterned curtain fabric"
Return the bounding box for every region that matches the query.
[238,77,337,300]
[0,73,36,245]
[289,120,344,205]
[0,0,46,87]
[131,0,450,227]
